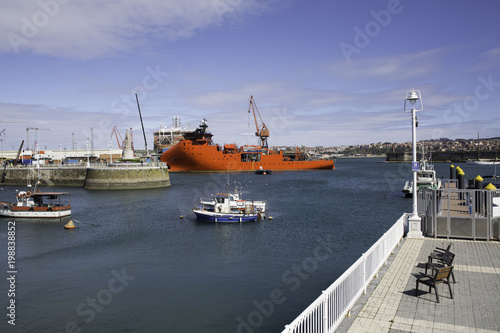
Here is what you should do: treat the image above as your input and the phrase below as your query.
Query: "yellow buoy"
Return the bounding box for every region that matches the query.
[180,215,184,219]
[64,220,76,229]
[269,216,273,220]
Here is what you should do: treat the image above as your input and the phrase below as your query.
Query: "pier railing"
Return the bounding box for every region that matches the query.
[418,187,500,240]
[281,214,406,333]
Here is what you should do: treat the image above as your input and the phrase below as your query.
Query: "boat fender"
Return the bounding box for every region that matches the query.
[26,191,31,197]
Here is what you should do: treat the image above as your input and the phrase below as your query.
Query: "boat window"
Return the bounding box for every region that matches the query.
[241,153,261,162]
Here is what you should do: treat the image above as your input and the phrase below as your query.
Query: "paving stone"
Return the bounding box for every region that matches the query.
[335,238,500,333]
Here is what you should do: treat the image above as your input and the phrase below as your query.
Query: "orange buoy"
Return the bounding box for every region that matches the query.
[64,220,76,229]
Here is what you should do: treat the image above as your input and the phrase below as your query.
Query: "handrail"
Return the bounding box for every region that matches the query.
[282,214,406,333]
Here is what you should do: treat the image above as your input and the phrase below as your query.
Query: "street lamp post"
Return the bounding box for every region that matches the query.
[404,89,424,238]
[109,140,113,164]
[86,140,90,167]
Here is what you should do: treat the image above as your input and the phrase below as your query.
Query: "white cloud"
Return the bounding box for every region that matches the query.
[329,48,448,82]
[0,0,275,59]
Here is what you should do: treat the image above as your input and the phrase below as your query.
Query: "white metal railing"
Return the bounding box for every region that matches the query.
[282,214,406,333]
[5,161,167,168]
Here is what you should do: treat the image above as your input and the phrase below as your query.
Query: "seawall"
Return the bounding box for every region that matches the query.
[386,151,499,162]
[84,166,171,190]
[1,165,171,190]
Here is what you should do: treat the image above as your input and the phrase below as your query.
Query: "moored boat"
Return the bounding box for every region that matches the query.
[0,183,71,218]
[402,159,442,197]
[466,159,500,165]
[193,188,267,222]
[255,166,272,175]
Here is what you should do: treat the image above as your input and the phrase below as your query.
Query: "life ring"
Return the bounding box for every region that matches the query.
[26,191,32,198]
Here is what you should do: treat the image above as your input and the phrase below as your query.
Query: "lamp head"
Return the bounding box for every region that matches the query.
[407,90,419,105]
[404,89,423,112]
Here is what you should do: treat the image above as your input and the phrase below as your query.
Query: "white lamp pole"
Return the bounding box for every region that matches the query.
[404,89,424,238]
[86,140,90,167]
[109,140,113,163]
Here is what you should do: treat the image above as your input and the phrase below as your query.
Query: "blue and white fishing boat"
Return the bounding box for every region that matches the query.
[193,188,267,223]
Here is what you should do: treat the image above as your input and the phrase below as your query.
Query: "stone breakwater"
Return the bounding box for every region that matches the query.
[1,166,171,190]
[386,151,499,162]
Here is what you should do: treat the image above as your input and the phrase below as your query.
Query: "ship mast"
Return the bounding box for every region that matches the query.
[248,96,269,149]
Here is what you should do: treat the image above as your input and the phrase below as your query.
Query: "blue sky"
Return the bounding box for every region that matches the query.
[1,0,500,151]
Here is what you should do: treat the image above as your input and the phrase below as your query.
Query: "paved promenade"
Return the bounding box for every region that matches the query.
[337,238,500,332]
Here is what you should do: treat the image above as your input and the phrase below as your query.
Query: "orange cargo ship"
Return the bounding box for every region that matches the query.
[160,97,334,172]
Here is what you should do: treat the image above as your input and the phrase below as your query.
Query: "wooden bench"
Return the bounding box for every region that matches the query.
[426,250,456,283]
[415,266,454,303]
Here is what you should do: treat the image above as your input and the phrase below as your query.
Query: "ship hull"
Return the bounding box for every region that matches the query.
[160,140,335,172]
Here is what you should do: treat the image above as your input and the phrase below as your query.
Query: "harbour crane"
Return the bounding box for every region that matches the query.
[110,126,134,149]
[13,140,24,166]
[135,92,149,157]
[248,96,270,149]
[26,127,50,150]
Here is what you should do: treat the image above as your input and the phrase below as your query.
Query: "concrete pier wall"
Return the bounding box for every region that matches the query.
[386,151,499,162]
[84,166,171,190]
[1,165,170,189]
[1,167,87,186]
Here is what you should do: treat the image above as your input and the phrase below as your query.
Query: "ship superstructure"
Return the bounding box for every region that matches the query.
[153,116,192,152]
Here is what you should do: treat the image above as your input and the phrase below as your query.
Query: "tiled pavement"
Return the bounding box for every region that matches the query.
[336,238,500,333]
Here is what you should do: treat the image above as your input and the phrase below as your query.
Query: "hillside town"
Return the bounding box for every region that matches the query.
[297,136,500,159]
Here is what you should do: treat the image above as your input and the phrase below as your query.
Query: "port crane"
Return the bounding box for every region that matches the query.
[248,96,270,149]
[110,126,134,149]
[26,127,50,150]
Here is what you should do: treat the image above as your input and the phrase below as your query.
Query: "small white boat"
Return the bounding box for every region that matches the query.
[193,188,267,222]
[255,166,272,175]
[402,159,442,197]
[0,183,71,218]
[466,160,500,165]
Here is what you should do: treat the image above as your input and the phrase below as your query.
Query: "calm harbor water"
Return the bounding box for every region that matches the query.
[0,158,496,332]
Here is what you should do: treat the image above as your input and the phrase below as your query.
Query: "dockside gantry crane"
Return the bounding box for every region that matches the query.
[248,96,270,149]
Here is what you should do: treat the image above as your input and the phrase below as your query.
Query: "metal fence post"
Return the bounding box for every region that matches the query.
[323,292,328,333]
[362,253,367,294]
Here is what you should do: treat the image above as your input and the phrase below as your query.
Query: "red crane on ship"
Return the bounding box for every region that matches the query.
[248,96,270,149]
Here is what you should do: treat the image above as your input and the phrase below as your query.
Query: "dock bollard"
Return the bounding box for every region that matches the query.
[475,175,484,213]
[450,164,455,179]
[455,166,462,181]
[457,169,465,200]
[484,183,497,217]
